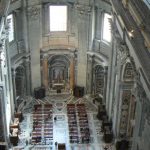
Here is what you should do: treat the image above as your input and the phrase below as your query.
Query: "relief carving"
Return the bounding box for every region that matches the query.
[119,44,130,64]
[27,6,41,20]
[74,4,91,15]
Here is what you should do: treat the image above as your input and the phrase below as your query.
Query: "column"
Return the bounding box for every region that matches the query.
[42,55,48,89]
[91,55,95,94]
[76,8,88,87]
[28,4,42,92]
[11,69,17,109]
[70,55,75,91]
[86,55,94,94]
[103,67,108,103]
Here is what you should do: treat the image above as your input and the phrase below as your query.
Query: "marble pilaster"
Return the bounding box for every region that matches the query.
[69,55,75,91]
[11,68,17,109]
[87,55,94,94]
[24,60,31,95]
[42,54,48,89]
[28,4,42,92]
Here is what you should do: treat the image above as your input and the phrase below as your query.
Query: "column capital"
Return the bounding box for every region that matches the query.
[70,51,75,58]
[42,54,48,88]
[27,5,41,20]
[42,53,49,60]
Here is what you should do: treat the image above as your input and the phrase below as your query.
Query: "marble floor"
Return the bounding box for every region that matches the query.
[13,94,115,150]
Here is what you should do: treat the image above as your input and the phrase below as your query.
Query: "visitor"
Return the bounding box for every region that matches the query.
[26,139,28,146]
[55,141,58,148]
[54,116,57,122]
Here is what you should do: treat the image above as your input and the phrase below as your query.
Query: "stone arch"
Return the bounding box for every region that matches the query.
[48,54,70,91]
[48,54,70,64]
[119,58,137,138]
[121,57,136,82]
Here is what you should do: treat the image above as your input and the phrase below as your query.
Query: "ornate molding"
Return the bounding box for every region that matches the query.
[41,53,49,61]
[88,55,94,63]
[27,6,41,20]
[74,3,92,15]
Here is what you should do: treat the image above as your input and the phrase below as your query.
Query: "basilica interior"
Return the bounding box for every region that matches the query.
[0,0,150,150]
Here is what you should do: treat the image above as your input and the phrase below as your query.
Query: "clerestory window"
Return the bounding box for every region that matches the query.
[6,14,14,42]
[49,5,67,32]
[102,13,112,43]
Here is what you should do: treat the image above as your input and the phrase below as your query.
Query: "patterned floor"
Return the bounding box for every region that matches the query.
[13,94,115,150]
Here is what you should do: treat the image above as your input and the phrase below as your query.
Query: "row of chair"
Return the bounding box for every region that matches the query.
[67,104,79,143]
[32,104,53,145]
[77,104,90,143]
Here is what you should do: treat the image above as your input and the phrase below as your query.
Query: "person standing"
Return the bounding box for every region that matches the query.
[54,116,57,122]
